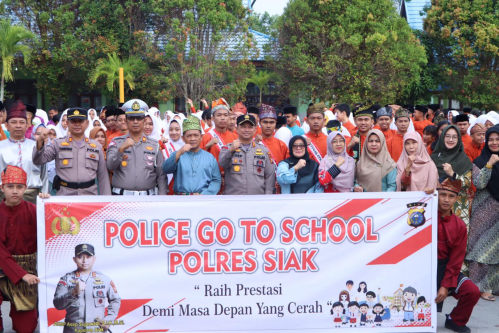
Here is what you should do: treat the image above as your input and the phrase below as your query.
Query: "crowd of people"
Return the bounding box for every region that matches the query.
[0,97,498,332]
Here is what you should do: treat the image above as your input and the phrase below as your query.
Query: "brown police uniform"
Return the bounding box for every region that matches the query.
[106,134,167,194]
[32,108,111,195]
[219,141,275,195]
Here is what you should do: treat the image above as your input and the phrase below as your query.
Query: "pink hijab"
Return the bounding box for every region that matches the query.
[319,131,355,192]
[396,132,439,191]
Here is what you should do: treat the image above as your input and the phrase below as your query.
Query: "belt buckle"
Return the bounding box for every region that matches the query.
[112,187,123,195]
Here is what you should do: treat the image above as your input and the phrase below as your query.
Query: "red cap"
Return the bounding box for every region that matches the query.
[6,101,27,121]
[437,178,462,194]
[1,165,27,185]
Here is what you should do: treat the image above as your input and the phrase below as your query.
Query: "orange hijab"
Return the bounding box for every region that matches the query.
[89,127,107,150]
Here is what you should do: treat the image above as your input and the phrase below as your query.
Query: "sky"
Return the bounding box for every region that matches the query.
[251,0,289,16]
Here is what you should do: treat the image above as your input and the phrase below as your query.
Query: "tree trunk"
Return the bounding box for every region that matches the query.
[0,69,4,102]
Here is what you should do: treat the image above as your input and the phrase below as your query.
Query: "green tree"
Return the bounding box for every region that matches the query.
[248,12,279,36]
[0,19,33,101]
[424,0,498,109]
[1,0,153,105]
[277,0,427,104]
[90,52,146,99]
[247,70,275,104]
[150,0,255,104]
[399,30,446,105]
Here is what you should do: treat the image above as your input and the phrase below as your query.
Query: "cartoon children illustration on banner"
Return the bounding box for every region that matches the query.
[329,280,430,329]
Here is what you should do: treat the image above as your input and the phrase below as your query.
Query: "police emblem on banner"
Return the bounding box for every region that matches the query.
[51,207,81,235]
[406,202,427,228]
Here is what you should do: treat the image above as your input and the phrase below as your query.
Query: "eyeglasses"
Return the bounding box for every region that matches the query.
[444,135,458,141]
[292,144,306,149]
[127,116,145,122]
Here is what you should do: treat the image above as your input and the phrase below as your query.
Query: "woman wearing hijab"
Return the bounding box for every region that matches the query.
[88,108,98,123]
[318,131,355,192]
[31,123,57,194]
[466,125,499,301]
[163,110,174,131]
[277,135,322,193]
[31,123,45,141]
[161,119,185,194]
[144,112,163,142]
[448,110,460,123]
[46,124,57,140]
[354,129,397,192]
[89,127,108,158]
[54,109,68,138]
[84,116,107,138]
[431,125,473,225]
[483,111,499,130]
[396,132,439,192]
[430,120,450,153]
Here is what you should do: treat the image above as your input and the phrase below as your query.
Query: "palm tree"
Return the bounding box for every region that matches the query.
[90,52,144,98]
[248,70,274,104]
[0,19,34,101]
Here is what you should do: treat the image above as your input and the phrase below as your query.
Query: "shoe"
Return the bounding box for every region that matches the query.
[445,314,471,333]
[480,292,495,301]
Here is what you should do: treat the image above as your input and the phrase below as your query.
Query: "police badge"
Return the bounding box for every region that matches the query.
[132,101,141,111]
[406,202,427,228]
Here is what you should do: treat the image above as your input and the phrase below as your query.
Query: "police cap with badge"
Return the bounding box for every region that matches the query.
[237,114,256,126]
[122,99,149,118]
[75,243,95,256]
[67,107,88,121]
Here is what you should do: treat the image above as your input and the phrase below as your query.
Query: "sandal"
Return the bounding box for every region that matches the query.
[480,293,496,301]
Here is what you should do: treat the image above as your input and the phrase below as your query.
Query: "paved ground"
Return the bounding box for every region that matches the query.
[1,296,498,332]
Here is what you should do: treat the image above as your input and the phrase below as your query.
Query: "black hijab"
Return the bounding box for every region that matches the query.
[431,125,473,180]
[431,120,450,151]
[473,125,499,201]
[283,135,319,193]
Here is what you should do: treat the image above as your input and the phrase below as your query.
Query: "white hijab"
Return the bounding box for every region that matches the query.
[163,110,175,130]
[274,126,293,147]
[55,110,69,138]
[475,114,488,126]
[88,108,98,123]
[487,111,499,125]
[145,111,162,141]
[167,119,185,151]
[36,109,48,125]
[84,117,107,137]
[149,107,160,119]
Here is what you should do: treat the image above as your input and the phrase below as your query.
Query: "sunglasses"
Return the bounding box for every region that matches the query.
[127,116,145,121]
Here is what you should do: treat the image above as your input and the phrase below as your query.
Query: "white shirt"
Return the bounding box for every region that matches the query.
[0,138,48,191]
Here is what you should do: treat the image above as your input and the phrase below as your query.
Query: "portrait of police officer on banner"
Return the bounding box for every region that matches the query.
[53,244,121,333]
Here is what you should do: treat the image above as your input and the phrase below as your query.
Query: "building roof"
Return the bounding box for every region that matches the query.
[246,28,276,61]
[399,0,431,30]
[152,27,275,62]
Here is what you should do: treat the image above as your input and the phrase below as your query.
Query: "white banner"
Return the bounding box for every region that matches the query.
[37,192,438,332]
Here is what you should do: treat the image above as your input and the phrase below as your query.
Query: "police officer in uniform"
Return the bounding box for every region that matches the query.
[219,114,275,194]
[33,107,111,195]
[53,244,121,333]
[106,99,167,195]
